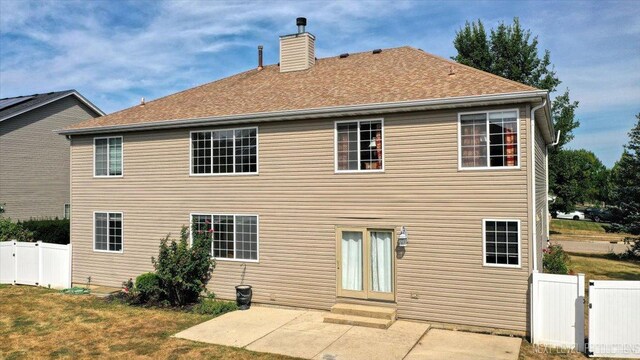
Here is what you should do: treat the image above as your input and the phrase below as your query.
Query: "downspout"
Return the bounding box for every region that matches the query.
[545,130,561,240]
[530,100,546,272]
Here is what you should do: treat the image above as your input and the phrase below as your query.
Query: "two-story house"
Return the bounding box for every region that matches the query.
[58,19,553,335]
[1,90,103,220]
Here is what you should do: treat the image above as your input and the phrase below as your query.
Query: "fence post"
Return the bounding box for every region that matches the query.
[37,241,43,287]
[13,240,17,285]
[576,273,585,352]
[530,269,539,344]
[67,243,72,289]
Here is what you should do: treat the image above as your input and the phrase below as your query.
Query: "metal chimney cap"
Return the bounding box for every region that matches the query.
[296,17,307,26]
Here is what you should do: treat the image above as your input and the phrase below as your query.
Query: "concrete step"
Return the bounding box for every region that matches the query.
[324,313,394,329]
[330,303,397,320]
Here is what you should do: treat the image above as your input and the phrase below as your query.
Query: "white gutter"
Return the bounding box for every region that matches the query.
[530,100,547,272]
[545,130,561,239]
[56,90,548,135]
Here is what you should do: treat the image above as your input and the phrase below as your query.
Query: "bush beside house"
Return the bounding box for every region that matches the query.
[112,226,236,316]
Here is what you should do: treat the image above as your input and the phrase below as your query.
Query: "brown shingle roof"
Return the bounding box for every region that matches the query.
[66,46,537,131]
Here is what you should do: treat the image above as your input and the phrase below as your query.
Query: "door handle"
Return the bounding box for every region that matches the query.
[336,260,340,270]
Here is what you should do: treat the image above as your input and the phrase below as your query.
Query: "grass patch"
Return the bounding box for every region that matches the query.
[568,252,640,281]
[551,219,607,234]
[0,285,299,360]
[550,219,629,242]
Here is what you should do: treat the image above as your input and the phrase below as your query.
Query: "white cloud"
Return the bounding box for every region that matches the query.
[0,0,417,110]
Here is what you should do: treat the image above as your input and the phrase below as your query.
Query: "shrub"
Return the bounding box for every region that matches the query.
[0,218,34,242]
[543,244,570,274]
[152,226,215,306]
[135,272,162,303]
[18,218,69,244]
[192,299,238,316]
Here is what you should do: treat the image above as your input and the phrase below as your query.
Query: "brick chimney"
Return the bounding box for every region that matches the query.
[279,17,315,72]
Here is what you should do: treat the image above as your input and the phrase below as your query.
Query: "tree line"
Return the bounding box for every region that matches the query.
[452,18,639,245]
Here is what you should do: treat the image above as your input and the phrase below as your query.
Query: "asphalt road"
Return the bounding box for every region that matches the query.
[552,240,630,254]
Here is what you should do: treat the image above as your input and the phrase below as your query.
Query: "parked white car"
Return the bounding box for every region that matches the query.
[554,210,585,220]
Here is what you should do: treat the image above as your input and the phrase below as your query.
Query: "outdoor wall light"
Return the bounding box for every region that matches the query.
[398,226,408,247]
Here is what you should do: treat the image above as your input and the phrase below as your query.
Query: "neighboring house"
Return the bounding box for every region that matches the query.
[58,19,553,335]
[0,90,104,220]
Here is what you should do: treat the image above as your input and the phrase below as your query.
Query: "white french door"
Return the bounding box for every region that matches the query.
[337,228,395,301]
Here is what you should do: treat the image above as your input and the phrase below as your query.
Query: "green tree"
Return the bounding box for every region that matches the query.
[453,18,587,211]
[452,18,560,92]
[611,114,640,251]
[549,149,607,213]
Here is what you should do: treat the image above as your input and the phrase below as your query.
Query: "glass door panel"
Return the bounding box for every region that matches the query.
[339,230,365,298]
[370,231,393,294]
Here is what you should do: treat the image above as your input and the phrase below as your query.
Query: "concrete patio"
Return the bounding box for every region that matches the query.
[174,306,521,360]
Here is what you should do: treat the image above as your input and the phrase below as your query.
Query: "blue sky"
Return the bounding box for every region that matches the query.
[1,0,638,166]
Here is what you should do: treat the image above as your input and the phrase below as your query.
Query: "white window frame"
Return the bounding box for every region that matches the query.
[482,218,521,268]
[93,136,124,178]
[457,109,520,171]
[63,203,70,219]
[334,118,385,173]
[189,127,259,176]
[93,211,124,254]
[189,213,259,263]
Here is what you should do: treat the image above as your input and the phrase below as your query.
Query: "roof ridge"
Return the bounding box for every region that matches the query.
[0,89,75,101]
[409,47,539,91]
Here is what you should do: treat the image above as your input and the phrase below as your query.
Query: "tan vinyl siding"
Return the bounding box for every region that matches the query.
[279,34,314,72]
[0,96,99,220]
[70,105,531,332]
[534,124,548,271]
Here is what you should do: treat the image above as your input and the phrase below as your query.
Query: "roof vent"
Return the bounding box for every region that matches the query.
[296,17,307,34]
[372,49,382,54]
[339,53,349,59]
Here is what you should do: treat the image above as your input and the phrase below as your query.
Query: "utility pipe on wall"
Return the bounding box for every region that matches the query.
[530,100,546,272]
[545,130,561,240]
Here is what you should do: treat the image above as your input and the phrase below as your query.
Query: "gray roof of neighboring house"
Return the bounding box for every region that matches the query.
[0,90,105,122]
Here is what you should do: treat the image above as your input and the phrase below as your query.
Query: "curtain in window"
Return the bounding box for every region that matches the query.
[341,231,363,291]
[95,139,108,176]
[108,138,122,175]
[505,128,516,166]
[370,231,392,293]
[375,128,382,168]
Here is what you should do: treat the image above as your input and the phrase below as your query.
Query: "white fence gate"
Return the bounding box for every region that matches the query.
[588,280,640,358]
[531,270,585,351]
[0,241,71,289]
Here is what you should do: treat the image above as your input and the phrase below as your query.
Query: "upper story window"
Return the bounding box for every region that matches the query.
[191,128,257,175]
[94,137,123,177]
[483,219,520,267]
[459,110,519,169]
[335,119,384,172]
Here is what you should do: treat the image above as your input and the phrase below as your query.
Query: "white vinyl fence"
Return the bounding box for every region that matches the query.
[588,280,640,358]
[531,270,585,352]
[0,241,71,289]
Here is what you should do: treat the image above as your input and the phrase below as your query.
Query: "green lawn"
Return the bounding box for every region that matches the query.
[0,286,298,360]
[550,219,607,233]
[550,219,628,242]
[568,252,640,281]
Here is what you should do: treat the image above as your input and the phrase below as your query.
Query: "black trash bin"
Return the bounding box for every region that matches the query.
[235,285,252,310]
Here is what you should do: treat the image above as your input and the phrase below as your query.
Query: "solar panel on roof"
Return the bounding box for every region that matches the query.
[0,96,34,111]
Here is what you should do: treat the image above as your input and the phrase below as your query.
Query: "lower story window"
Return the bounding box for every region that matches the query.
[483,219,519,267]
[94,212,123,252]
[191,213,258,261]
